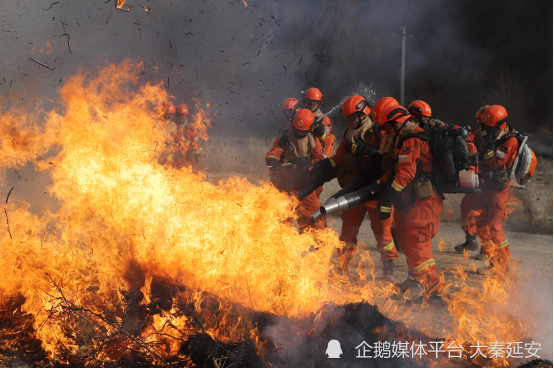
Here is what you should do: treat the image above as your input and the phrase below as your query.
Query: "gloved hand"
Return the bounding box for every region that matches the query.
[309,158,333,176]
[266,157,280,169]
[377,186,398,220]
[346,135,377,159]
[312,121,326,139]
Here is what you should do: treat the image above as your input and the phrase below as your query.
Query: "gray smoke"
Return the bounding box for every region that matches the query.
[1,0,550,141]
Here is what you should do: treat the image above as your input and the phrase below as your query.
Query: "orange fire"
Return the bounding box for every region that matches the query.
[506,190,523,215]
[445,209,456,222]
[0,61,545,366]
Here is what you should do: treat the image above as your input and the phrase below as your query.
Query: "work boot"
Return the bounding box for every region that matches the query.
[341,245,359,281]
[474,247,488,261]
[426,291,448,309]
[328,248,343,278]
[382,260,395,283]
[454,233,479,253]
[393,277,424,300]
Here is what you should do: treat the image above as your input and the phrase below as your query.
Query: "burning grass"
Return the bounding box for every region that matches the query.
[0,60,550,367]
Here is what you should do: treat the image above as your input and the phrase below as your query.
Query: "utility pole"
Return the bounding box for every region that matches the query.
[392,26,412,106]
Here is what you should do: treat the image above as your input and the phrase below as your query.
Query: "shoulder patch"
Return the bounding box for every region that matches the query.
[501,145,509,152]
[402,146,411,152]
[398,154,409,163]
[320,149,324,153]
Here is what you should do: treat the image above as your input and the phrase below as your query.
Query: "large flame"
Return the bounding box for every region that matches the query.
[0,61,546,366]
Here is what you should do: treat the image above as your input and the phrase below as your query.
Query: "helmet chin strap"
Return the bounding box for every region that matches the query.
[391,119,408,136]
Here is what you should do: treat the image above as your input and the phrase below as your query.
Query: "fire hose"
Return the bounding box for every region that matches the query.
[309,179,391,224]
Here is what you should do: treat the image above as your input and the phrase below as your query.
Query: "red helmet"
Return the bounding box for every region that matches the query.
[407,100,432,118]
[481,105,508,130]
[163,101,176,114]
[379,105,411,126]
[341,95,371,116]
[292,109,315,131]
[176,103,189,115]
[475,105,491,119]
[303,88,323,101]
[371,97,399,123]
[281,98,300,110]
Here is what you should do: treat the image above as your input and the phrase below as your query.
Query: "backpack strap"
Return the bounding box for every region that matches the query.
[395,132,432,150]
[277,133,289,149]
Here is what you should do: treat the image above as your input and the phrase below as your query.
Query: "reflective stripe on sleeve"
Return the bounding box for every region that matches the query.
[380,206,392,213]
[415,258,436,272]
[391,180,404,192]
[329,159,336,168]
[484,150,494,159]
[497,240,509,248]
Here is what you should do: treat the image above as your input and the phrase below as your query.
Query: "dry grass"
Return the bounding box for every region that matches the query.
[201,136,274,174]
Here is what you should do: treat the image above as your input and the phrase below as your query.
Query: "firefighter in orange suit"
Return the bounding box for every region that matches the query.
[455,105,490,253]
[311,96,399,281]
[266,109,326,231]
[162,101,176,122]
[407,100,432,129]
[464,105,519,265]
[168,103,201,171]
[302,88,336,159]
[372,97,402,252]
[280,98,300,133]
[378,104,444,299]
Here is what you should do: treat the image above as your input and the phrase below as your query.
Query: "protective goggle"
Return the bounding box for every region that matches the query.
[303,98,320,106]
[385,107,410,121]
[283,109,296,119]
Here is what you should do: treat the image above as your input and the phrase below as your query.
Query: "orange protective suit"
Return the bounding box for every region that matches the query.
[471,131,519,263]
[266,132,326,230]
[313,109,336,158]
[389,126,442,287]
[318,132,336,158]
[330,117,398,261]
[171,124,201,170]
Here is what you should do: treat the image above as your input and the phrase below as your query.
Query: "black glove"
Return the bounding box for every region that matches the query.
[310,158,333,176]
[377,186,398,220]
[266,157,280,169]
[346,135,371,155]
[350,136,379,165]
[312,120,326,138]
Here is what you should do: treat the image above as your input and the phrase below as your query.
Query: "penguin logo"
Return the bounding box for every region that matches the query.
[298,120,304,127]
[483,114,490,122]
[325,340,342,359]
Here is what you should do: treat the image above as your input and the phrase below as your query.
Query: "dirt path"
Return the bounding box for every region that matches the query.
[325,217,553,292]
[325,213,553,356]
